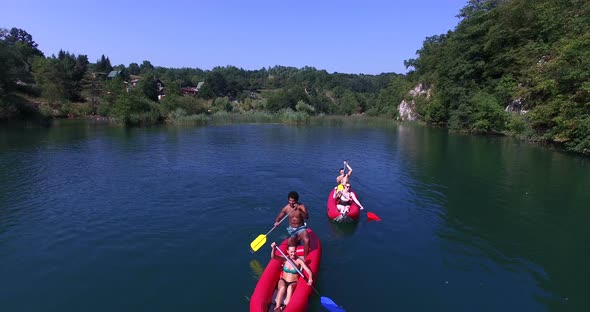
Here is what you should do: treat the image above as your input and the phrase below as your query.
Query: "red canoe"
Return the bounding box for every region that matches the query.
[326,188,361,222]
[250,228,322,312]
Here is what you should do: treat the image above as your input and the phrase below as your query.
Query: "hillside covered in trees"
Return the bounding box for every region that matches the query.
[1,0,589,155]
[0,26,406,124]
[405,0,590,154]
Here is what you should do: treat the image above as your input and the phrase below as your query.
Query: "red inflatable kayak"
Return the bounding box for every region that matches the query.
[250,228,322,312]
[326,188,360,222]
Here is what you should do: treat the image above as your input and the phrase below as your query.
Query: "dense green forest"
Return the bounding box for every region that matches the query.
[0,25,405,124]
[405,0,590,154]
[1,0,589,154]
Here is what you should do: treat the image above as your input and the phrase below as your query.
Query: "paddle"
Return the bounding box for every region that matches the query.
[250,207,294,252]
[275,247,346,312]
[349,190,380,222]
[364,209,381,222]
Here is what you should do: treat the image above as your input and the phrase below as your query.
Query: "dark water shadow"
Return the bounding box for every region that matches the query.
[327,219,359,238]
[397,124,590,311]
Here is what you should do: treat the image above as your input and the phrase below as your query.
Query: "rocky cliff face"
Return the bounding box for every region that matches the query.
[398,99,416,121]
[398,83,431,121]
[398,83,528,121]
[504,98,529,115]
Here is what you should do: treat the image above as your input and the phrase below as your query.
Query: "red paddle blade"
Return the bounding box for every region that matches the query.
[367,212,381,221]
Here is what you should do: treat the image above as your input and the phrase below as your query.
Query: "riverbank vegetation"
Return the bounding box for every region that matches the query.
[405,0,590,154]
[1,0,588,154]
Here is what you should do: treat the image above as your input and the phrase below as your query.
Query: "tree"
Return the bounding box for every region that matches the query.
[32,57,65,105]
[337,90,359,115]
[403,0,590,154]
[138,74,159,102]
[0,27,44,57]
[0,41,18,95]
[266,89,293,112]
[111,91,159,125]
[75,55,89,81]
[295,100,315,115]
[0,27,44,83]
[128,62,140,75]
[139,60,154,74]
[95,55,112,73]
[206,71,228,97]
[368,76,406,117]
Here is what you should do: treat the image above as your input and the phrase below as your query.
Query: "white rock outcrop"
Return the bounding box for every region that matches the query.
[398,100,417,121]
[398,83,431,121]
[505,98,528,115]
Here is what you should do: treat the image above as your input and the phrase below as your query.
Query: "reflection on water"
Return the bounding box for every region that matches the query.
[327,220,359,238]
[249,259,264,280]
[397,124,590,310]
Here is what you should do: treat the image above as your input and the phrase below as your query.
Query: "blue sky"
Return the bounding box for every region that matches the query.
[1,0,466,75]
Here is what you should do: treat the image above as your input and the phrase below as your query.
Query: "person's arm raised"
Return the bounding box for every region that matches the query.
[345,162,353,177]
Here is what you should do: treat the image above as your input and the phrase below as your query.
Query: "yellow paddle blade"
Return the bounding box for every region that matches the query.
[250,234,267,252]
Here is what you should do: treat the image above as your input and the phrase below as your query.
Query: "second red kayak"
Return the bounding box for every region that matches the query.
[326,188,360,222]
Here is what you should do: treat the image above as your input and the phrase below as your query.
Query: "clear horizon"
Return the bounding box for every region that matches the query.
[1,0,467,75]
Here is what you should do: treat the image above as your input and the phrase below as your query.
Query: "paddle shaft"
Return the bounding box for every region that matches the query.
[265,206,293,236]
[349,191,379,221]
[250,205,299,252]
[274,241,345,311]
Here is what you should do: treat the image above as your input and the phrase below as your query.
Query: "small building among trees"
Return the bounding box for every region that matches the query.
[156,79,165,100]
[180,81,204,96]
[107,70,123,78]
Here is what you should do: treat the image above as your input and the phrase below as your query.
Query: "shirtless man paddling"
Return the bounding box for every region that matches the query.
[274,191,310,258]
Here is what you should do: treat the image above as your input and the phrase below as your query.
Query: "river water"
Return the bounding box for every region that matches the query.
[0,119,588,311]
